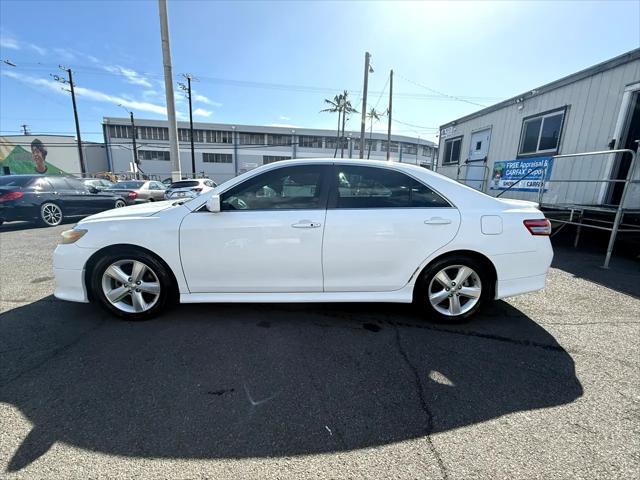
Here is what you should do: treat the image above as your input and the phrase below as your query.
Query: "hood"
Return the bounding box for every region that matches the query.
[79,200,176,223]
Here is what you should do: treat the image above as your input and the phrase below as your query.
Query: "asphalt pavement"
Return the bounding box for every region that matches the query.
[0,221,638,479]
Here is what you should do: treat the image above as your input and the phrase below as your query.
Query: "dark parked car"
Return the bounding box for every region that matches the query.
[0,175,128,227]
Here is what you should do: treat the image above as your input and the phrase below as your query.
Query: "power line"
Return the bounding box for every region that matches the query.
[396,73,489,107]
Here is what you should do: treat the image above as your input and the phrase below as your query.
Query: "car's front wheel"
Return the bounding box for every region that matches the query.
[414,255,491,323]
[40,202,63,226]
[91,251,173,320]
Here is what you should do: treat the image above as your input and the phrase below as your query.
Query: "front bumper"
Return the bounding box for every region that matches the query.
[52,243,97,303]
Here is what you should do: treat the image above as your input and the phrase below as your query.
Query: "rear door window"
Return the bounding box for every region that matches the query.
[331,165,450,209]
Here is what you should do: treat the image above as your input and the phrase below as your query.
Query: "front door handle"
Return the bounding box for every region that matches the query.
[291,221,322,229]
[424,217,452,225]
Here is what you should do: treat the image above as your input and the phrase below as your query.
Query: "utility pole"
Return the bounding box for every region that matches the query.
[386,69,393,161]
[158,0,181,181]
[20,124,29,135]
[179,74,196,177]
[129,111,139,179]
[52,66,86,174]
[359,52,372,158]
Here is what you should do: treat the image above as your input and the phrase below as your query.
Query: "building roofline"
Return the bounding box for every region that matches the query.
[102,117,437,147]
[439,48,640,129]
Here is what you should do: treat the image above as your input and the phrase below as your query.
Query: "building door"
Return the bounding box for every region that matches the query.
[465,128,491,190]
[607,91,640,205]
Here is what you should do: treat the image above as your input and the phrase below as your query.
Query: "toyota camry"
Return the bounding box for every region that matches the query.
[53,159,553,322]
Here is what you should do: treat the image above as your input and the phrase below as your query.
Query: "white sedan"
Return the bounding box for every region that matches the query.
[53,159,553,322]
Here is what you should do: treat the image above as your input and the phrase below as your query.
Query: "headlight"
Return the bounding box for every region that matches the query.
[60,228,88,244]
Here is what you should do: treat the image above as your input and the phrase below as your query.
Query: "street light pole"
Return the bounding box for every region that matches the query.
[158,0,181,181]
[386,69,393,161]
[359,52,372,159]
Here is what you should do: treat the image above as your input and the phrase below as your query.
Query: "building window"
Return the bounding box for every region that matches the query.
[422,146,432,157]
[380,140,399,153]
[263,155,291,164]
[443,137,462,165]
[299,135,323,148]
[267,134,291,146]
[193,130,205,143]
[404,143,417,155]
[239,133,265,145]
[109,125,132,138]
[138,127,169,141]
[325,137,348,150]
[206,130,232,144]
[353,139,377,152]
[138,150,170,161]
[178,128,191,142]
[518,108,566,156]
[203,153,232,163]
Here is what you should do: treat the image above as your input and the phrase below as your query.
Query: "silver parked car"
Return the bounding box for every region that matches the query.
[164,179,216,200]
[105,180,167,204]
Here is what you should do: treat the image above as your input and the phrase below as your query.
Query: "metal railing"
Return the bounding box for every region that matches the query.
[536,148,639,268]
[455,163,490,192]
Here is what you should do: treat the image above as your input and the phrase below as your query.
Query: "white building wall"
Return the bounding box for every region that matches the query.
[437,52,640,207]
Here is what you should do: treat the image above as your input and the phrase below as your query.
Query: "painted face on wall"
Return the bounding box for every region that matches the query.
[31,145,47,174]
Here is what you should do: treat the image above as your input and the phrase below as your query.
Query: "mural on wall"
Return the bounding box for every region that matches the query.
[489,156,553,192]
[0,137,67,174]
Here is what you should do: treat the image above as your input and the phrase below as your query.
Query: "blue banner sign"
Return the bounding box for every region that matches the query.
[489,156,553,192]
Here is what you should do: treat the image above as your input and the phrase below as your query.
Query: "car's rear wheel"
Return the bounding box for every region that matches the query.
[91,251,173,320]
[414,255,490,323]
[114,199,126,208]
[40,202,63,226]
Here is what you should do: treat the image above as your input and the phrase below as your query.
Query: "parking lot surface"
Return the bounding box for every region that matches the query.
[0,222,638,479]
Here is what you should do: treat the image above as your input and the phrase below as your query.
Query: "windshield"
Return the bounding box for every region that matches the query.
[109,181,144,189]
[170,180,199,188]
[0,176,35,187]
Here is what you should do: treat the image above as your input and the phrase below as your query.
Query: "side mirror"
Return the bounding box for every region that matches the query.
[206,194,221,213]
[88,186,99,194]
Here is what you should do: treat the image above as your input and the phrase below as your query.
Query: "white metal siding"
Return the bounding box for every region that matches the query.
[437,58,640,206]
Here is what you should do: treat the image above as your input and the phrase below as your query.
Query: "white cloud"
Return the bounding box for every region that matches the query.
[103,65,153,88]
[193,92,222,107]
[53,47,76,61]
[2,70,168,116]
[193,108,212,118]
[28,43,47,55]
[0,36,20,50]
[279,115,291,121]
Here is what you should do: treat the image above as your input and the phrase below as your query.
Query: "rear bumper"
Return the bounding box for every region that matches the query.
[496,273,548,299]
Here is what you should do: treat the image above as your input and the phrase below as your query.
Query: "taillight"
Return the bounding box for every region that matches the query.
[127,191,138,200]
[193,187,203,192]
[0,191,24,202]
[524,218,551,236]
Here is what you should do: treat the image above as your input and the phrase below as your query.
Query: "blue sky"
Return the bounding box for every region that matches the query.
[1,0,639,143]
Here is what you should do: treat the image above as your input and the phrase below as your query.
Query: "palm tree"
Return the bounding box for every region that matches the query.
[340,90,358,158]
[366,107,382,159]
[321,94,343,158]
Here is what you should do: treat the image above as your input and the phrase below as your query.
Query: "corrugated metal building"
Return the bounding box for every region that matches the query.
[436,49,640,209]
[102,119,438,184]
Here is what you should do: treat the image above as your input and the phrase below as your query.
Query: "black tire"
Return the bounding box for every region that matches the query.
[414,255,491,324]
[90,250,174,321]
[39,202,63,227]
[114,199,126,208]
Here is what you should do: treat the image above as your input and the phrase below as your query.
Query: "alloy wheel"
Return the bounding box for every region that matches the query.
[101,259,161,313]
[428,264,482,317]
[41,203,62,226]
[115,200,126,208]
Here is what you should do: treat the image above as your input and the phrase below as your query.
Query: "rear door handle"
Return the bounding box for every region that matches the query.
[424,217,452,225]
[291,221,322,229]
